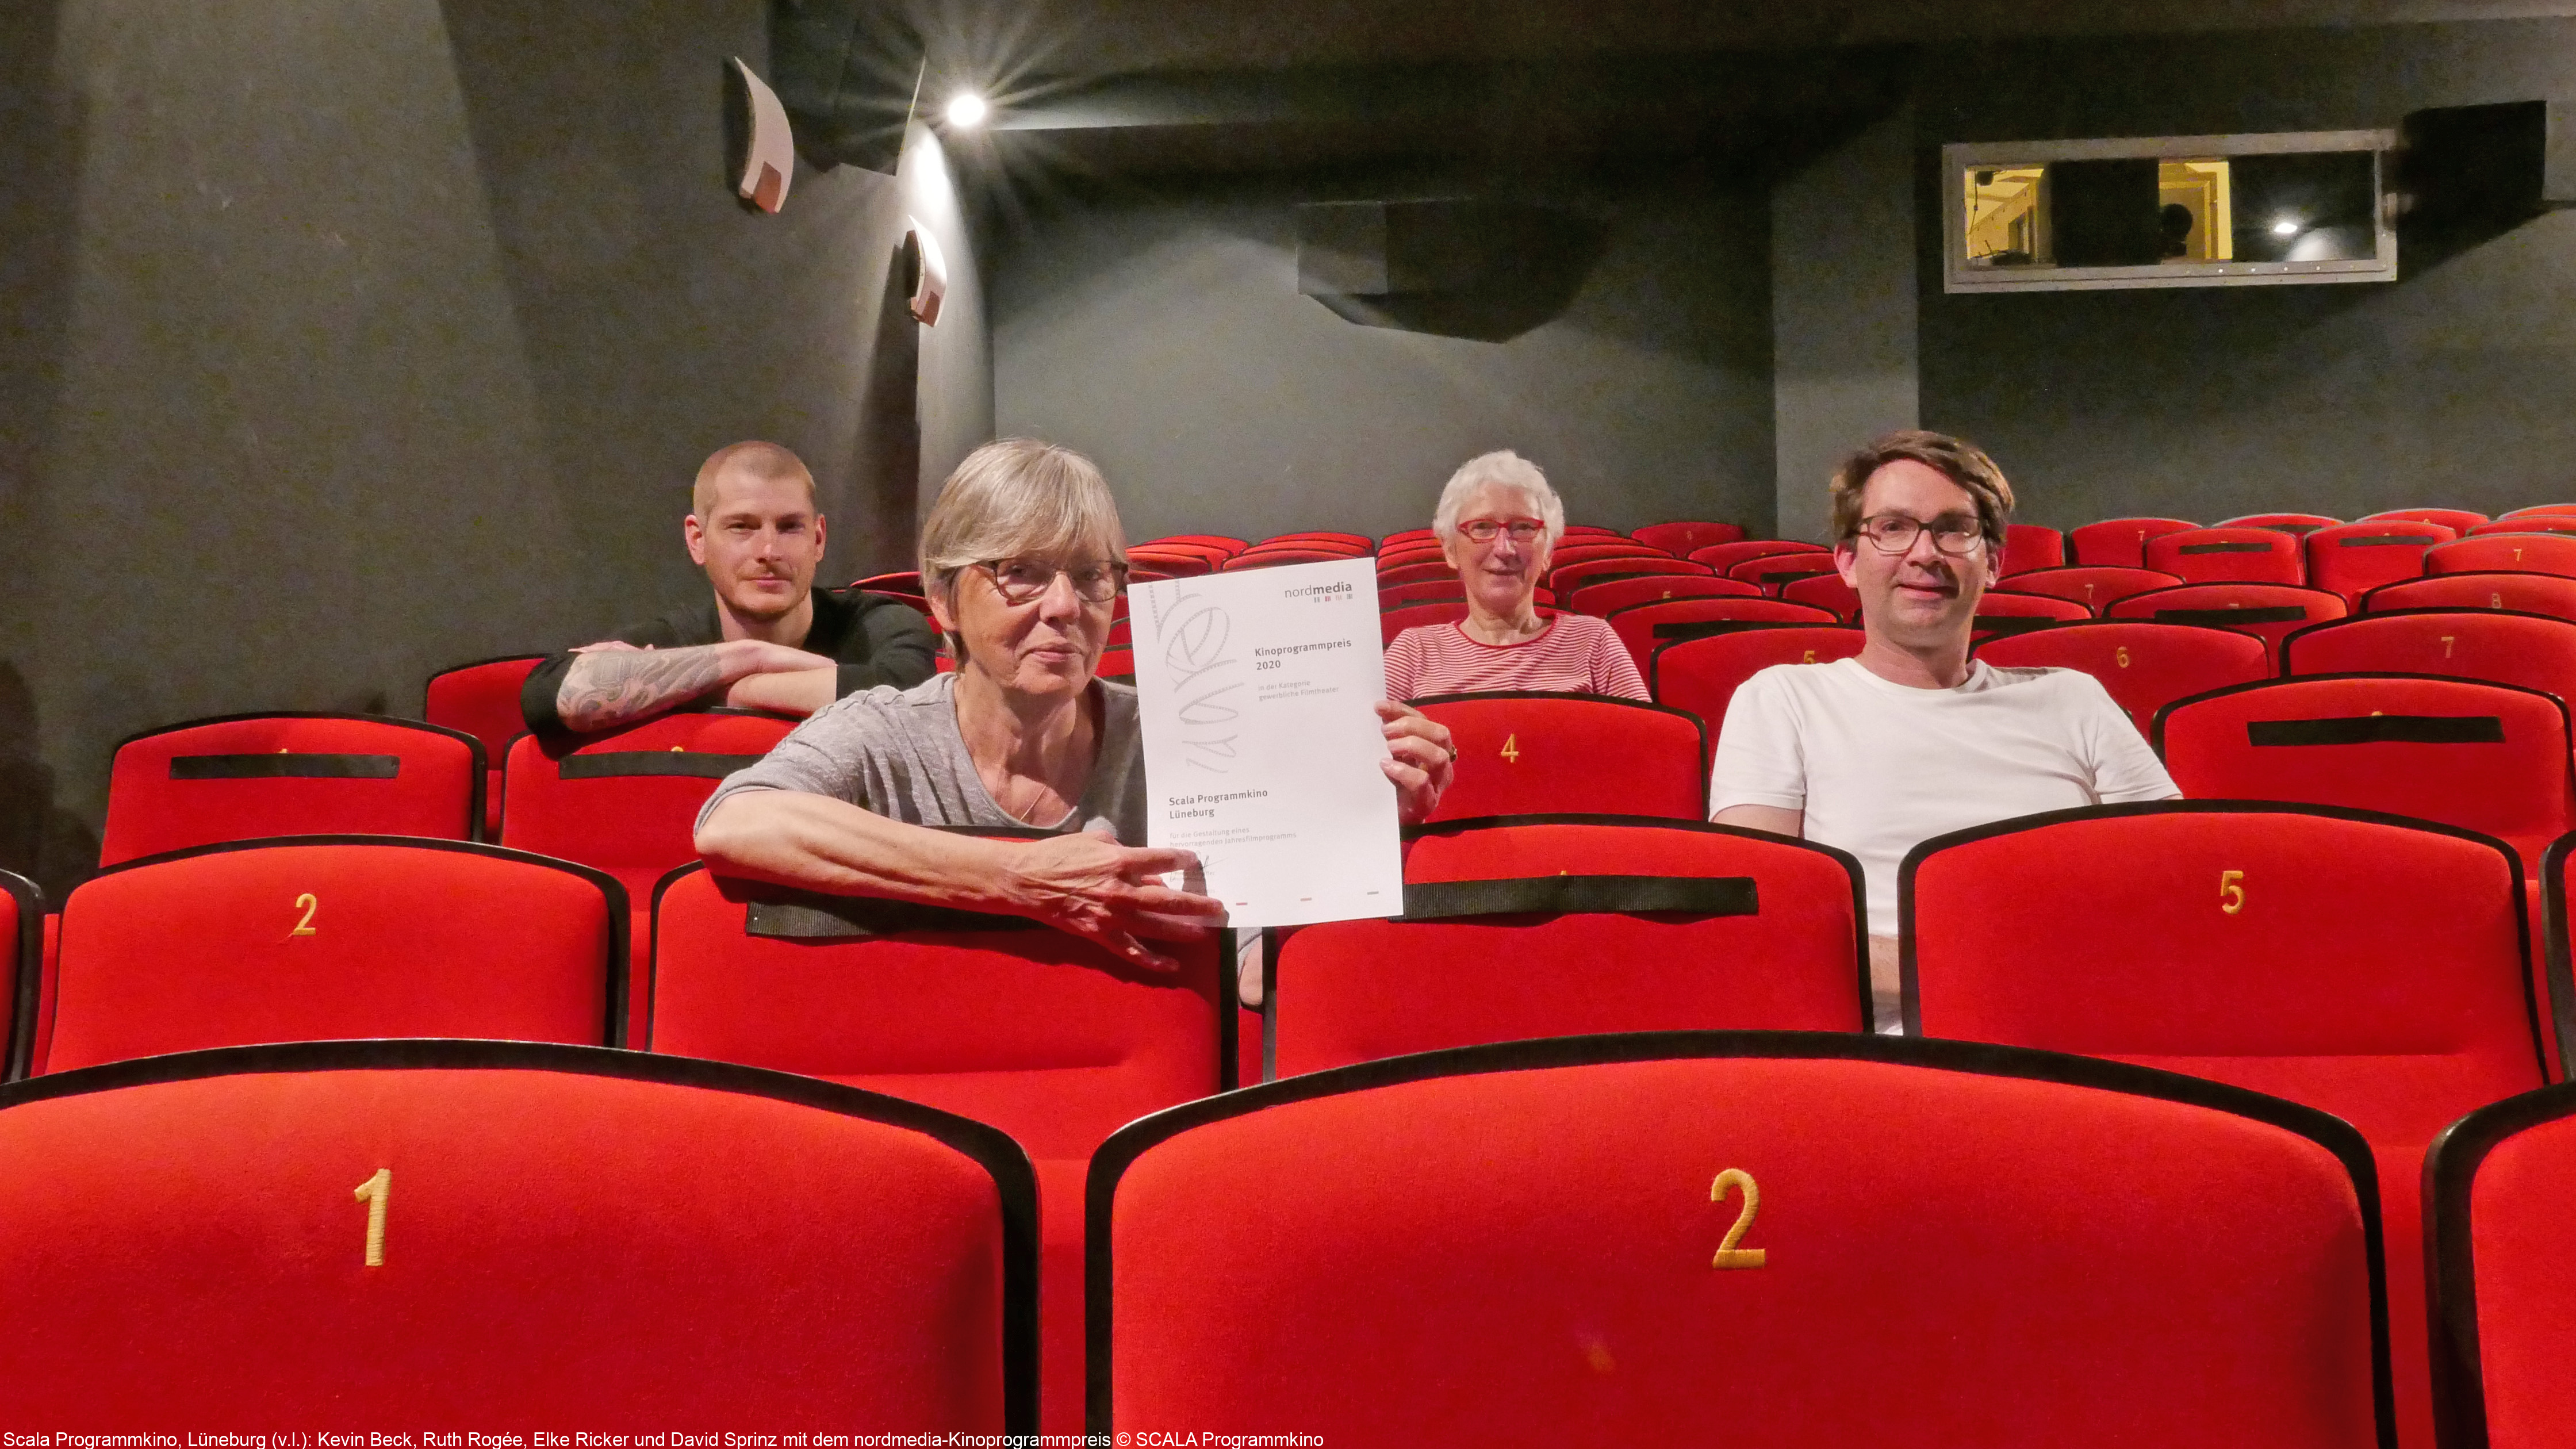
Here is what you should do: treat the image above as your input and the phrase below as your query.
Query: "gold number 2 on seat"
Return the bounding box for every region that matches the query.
[1710,1167,1767,1269]
[289,892,318,939]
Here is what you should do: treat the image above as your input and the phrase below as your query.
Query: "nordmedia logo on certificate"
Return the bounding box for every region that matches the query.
[1128,554,1405,927]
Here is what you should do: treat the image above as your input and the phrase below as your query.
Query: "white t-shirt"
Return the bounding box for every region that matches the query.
[1709,657,2176,940]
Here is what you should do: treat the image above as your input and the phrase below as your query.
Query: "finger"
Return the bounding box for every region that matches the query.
[1131,911,1224,942]
[1117,845,1202,876]
[1125,884,1229,918]
[1387,736,1444,769]
[1381,757,1430,791]
[1373,699,1421,723]
[1108,933,1181,972]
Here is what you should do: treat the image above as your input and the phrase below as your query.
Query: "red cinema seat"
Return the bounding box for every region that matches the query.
[1223,548,1356,570]
[1380,603,1562,649]
[2000,523,2067,576]
[1378,559,1460,588]
[100,713,484,868]
[1268,819,1868,1076]
[36,838,623,1076]
[1141,534,1246,555]
[1969,590,2091,642]
[2069,516,2198,568]
[2502,504,2576,519]
[853,569,925,593]
[1780,572,1862,620]
[2305,521,2456,605]
[2155,675,2576,868]
[500,708,797,1043]
[1606,597,1841,674]
[2426,1078,2576,1449]
[1730,553,1841,597]
[1414,693,1706,822]
[1904,802,2541,1449]
[2469,517,2576,538]
[1546,545,1670,578]
[1651,625,1868,764]
[1976,622,2270,737]
[1379,579,1466,610]
[0,871,36,1080]
[1095,648,1134,683]
[2431,532,2576,579]
[2107,582,2349,662]
[2365,507,2486,531]
[1566,574,1755,618]
[649,864,1224,1439]
[1994,565,2184,611]
[425,654,546,837]
[2220,511,2342,535]
[1550,555,1711,597]
[1255,531,1371,552]
[2283,611,2576,709]
[1561,524,1628,538]
[0,1040,1034,1429]
[1123,549,1213,579]
[1689,539,1828,573]
[2146,526,2309,585]
[1632,521,1745,554]
[2369,572,2576,622]
[1381,527,1436,547]
[1105,617,1132,649]
[1091,1032,2389,1448]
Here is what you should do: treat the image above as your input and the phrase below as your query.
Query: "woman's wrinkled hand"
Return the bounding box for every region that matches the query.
[1376,700,1455,825]
[1007,830,1228,971]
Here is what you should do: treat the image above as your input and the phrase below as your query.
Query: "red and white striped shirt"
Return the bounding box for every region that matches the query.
[1383,614,1650,701]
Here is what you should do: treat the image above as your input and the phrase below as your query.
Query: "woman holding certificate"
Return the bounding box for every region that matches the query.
[1381,450,1651,702]
[694,438,1456,970]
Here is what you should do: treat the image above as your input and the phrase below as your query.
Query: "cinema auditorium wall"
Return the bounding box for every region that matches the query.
[0,0,988,886]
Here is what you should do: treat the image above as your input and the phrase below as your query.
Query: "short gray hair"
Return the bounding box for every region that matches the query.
[918,439,1129,610]
[1431,450,1566,546]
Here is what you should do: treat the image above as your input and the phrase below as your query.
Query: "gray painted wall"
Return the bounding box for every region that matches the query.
[0,0,985,894]
[1915,18,2576,530]
[990,180,1774,541]
[1774,102,1922,543]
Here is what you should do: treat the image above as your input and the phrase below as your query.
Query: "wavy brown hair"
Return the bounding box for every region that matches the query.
[1828,430,2015,551]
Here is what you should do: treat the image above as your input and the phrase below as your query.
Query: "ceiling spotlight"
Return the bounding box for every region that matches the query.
[2271,218,2301,237]
[944,93,987,129]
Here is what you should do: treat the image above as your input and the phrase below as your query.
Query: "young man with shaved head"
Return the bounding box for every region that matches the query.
[520,441,937,735]
[1709,430,2177,1031]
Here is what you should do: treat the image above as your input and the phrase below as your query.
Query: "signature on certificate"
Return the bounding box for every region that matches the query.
[1149,584,1243,773]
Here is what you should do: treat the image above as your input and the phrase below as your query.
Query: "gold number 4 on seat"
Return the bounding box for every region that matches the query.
[1710,1167,1767,1269]
[1500,733,1520,763]
[354,1167,390,1267]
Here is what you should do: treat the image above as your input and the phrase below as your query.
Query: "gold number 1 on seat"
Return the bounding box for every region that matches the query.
[354,1168,390,1266]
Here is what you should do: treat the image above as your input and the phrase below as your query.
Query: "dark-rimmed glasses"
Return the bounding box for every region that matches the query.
[1854,514,1987,557]
[972,558,1128,604]
[1458,518,1546,544]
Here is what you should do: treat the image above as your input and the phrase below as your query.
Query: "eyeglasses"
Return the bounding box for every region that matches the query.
[1458,518,1546,544]
[1854,514,1987,557]
[972,558,1128,604]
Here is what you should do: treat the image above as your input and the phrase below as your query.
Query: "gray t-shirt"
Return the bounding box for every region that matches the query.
[695,672,1148,839]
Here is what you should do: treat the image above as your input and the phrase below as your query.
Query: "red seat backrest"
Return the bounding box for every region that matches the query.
[1780,571,1862,620]
[1975,622,2270,737]
[2000,523,2067,576]
[2283,610,2576,710]
[2069,516,2199,568]
[1906,802,2540,1449]
[0,1041,1034,1428]
[500,710,795,898]
[2219,512,2342,535]
[2468,516,2576,537]
[1651,625,1868,764]
[2363,508,2486,532]
[2155,674,2576,867]
[1381,602,1563,649]
[650,864,1221,1438]
[1124,549,1214,578]
[1992,565,2183,611]
[1379,578,1466,609]
[427,654,549,837]
[1631,521,1745,554]
[1224,547,1356,570]
[2429,533,2576,580]
[2106,582,2349,662]
[42,838,623,1075]
[1688,539,1829,572]
[2145,526,2309,585]
[2368,571,2576,622]
[1565,574,1756,617]
[0,871,34,1080]
[1141,534,1247,555]
[2501,504,2576,519]
[1413,693,1706,822]
[2303,522,2455,605]
[100,713,484,867]
[1271,819,1867,1076]
[2426,1077,2576,1449]
[1969,591,2092,643]
[1375,559,1459,588]
[1092,1033,2387,1447]
[1605,597,1841,673]
[1549,555,1711,596]
[1728,553,1840,596]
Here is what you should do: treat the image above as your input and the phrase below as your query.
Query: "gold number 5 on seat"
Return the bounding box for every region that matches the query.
[2220,870,2245,915]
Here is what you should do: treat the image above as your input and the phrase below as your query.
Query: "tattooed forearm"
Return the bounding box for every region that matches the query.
[557,645,735,731]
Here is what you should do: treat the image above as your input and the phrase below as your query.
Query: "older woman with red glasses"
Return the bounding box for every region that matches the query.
[697,438,1457,970]
[1382,450,1649,702]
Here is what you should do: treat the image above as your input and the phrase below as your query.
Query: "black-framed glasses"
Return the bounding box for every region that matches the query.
[972,557,1128,604]
[1458,518,1546,544]
[1854,514,1987,557]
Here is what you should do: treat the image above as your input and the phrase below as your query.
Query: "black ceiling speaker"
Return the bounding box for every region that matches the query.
[1296,199,1607,343]
[2398,99,2576,230]
[768,0,923,175]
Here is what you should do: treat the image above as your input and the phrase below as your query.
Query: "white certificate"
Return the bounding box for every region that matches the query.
[1128,555,1404,927]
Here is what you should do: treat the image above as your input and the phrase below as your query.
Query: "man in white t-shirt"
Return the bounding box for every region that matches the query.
[1709,430,2177,1031]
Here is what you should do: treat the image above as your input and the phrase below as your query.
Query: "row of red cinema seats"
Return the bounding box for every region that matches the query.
[10,806,2576,1442]
[10,804,2576,1433]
